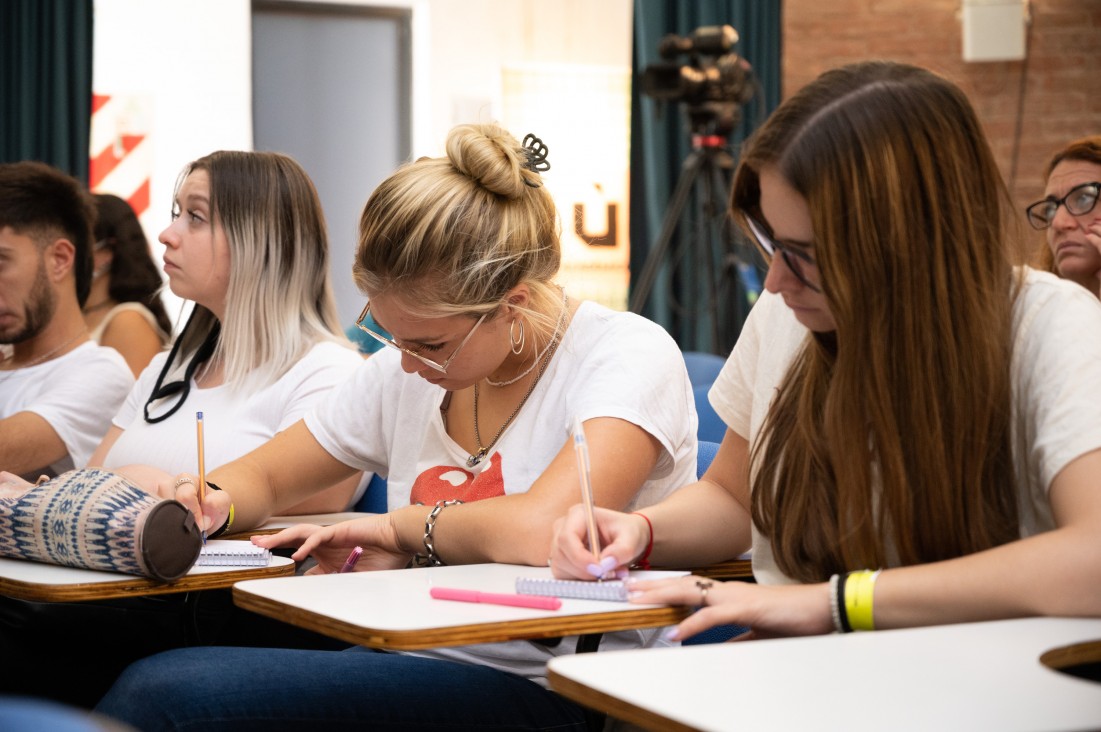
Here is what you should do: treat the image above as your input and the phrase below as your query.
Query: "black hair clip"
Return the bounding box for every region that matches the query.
[521,134,550,187]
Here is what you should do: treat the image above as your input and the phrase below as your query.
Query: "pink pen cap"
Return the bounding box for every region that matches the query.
[339,546,364,573]
[429,586,562,611]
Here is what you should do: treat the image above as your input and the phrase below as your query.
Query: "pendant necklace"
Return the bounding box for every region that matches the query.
[0,329,89,384]
[467,318,564,468]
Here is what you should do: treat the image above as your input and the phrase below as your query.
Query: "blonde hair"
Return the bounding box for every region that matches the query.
[353,124,563,334]
[732,62,1022,582]
[164,151,345,392]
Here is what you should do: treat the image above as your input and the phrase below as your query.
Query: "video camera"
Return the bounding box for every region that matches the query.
[640,25,756,136]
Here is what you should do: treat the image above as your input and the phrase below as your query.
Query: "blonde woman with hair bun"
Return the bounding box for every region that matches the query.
[98,124,697,730]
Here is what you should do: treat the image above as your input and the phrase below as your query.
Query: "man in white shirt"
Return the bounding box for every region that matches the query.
[0,162,133,479]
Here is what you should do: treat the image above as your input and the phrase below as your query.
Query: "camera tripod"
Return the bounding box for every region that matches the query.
[629,132,758,354]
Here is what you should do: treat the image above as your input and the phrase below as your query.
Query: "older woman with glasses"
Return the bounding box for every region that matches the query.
[550,62,1101,641]
[1028,135,1101,297]
[96,123,696,731]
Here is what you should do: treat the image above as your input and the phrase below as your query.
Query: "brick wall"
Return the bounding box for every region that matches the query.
[782,0,1101,227]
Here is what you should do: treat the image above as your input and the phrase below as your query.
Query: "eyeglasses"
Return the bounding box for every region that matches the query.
[1026,182,1101,230]
[354,302,488,373]
[744,215,821,293]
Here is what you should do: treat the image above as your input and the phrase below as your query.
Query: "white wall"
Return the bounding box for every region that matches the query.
[92,0,633,319]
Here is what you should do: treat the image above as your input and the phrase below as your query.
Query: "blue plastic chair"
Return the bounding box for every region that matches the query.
[684,439,752,645]
[694,383,727,443]
[354,473,388,513]
[682,351,726,388]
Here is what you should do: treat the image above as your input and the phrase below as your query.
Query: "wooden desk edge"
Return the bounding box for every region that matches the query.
[668,558,753,581]
[0,561,295,602]
[548,666,698,732]
[233,586,692,651]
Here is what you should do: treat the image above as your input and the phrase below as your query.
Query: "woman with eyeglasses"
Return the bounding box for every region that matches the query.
[548,62,1101,640]
[82,193,172,376]
[1028,136,1101,297]
[95,124,695,730]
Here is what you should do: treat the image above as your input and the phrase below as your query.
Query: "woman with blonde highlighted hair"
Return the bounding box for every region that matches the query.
[90,150,365,514]
[551,61,1101,639]
[97,124,695,730]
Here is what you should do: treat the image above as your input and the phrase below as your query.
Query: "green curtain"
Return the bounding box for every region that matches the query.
[0,0,94,183]
[629,0,781,355]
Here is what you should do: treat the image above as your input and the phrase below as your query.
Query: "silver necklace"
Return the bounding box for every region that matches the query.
[467,326,561,467]
[0,330,88,383]
[484,289,569,387]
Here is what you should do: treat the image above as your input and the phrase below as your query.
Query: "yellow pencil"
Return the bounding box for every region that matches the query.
[196,411,207,543]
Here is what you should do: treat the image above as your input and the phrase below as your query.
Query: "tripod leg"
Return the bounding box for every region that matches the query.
[629,150,708,314]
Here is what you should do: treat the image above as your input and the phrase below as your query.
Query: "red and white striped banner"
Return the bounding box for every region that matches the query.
[88,93,153,218]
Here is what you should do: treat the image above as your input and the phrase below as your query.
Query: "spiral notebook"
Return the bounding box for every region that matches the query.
[195,540,272,567]
[515,570,687,603]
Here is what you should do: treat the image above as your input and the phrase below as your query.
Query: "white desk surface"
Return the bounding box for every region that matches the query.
[0,547,295,602]
[233,563,690,650]
[547,616,1101,732]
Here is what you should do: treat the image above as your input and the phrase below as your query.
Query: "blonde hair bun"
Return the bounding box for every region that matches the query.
[445,124,538,200]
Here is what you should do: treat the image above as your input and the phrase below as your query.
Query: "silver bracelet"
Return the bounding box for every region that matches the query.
[413,499,463,567]
[828,573,845,633]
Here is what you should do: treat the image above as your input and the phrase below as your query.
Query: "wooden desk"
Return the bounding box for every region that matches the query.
[234,563,691,651]
[0,553,295,602]
[547,616,1101,732]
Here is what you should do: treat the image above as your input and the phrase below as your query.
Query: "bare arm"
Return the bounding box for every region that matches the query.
[551,427,752,578]
[0,412,67,476]
[98,310,164,377]
[87,425,123,467]
[629,447,1101,641]
[874,447,1101,627]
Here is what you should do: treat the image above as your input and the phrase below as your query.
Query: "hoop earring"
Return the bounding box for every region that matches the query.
[509,319,526,355]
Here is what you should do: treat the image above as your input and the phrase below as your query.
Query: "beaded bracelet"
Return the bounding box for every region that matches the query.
[828,573,845,633]
[413,499,463,567]
[630,512,654,570]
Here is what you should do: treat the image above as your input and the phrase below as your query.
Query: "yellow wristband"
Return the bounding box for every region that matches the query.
[844,569,880,631]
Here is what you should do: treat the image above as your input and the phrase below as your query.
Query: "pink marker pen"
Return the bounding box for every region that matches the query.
[429,586,562,611]
[339,546,364,573]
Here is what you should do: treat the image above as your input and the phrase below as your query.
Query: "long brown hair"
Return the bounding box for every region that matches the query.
[732,62,1021,582]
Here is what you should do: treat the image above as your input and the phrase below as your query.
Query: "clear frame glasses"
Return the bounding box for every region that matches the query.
[744,215,821,293]
[1026,182,1101,230]
[354,302,488,373]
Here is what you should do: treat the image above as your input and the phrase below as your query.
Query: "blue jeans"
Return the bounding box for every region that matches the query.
[95,645,590,731]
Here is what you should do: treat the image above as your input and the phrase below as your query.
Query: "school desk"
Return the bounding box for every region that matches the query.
[0,553,295,602]
[229,515,755,581]
[233,562,691,650]
[546,616,1101,732]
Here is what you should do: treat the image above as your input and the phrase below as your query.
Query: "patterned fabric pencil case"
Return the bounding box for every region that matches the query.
[0,468,202,582]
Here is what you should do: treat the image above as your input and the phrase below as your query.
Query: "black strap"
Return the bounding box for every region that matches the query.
[143,313,220,424]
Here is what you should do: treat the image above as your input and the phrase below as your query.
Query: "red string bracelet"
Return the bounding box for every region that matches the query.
[631,512,653,570]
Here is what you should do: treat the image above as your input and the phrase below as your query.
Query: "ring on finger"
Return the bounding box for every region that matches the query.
[696,579,714,606]
[174,477,194,488]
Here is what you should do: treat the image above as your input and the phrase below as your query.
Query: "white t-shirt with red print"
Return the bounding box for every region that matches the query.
[305,299,698,685]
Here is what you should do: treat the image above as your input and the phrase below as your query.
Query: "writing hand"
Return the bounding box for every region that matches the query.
[549,503,646,580]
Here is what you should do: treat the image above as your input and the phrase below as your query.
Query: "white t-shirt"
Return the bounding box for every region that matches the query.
[306,300,698,684]
[711,269,1101,585]
[0,341,133,475]
[104,340,368,508]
